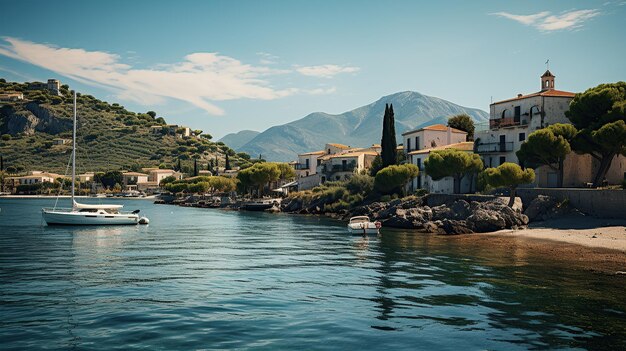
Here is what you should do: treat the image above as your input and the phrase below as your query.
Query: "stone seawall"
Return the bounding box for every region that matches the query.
[516,188,626,219]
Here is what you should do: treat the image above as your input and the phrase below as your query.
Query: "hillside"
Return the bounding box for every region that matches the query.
[218,130,260,150]
[0,79,250,174]
[238,91,489,161]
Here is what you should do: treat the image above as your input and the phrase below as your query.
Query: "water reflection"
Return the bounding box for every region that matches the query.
[0,199,625,350]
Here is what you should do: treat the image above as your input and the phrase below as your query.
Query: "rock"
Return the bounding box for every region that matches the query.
[281,197,303,213]
[441,219,474,235]
[449,200,471,219]
[524,195,567,222]
[467,208,507,233]
[431,205,454,221]
[265,205,281,213]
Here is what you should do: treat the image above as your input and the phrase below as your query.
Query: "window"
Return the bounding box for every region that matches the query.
[499,156,506,165]
[519,133,525,141]
[305,159,309,169]
[514,106,521,122]
[415,136,420,150]
[417,158,421,170]
[406,138,411,151]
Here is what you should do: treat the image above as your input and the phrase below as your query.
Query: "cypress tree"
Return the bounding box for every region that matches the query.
[381,103,397,168]
[388,104,397,165]
[193,158,198,176]
[225,153,231,170]
[176,158,181,172]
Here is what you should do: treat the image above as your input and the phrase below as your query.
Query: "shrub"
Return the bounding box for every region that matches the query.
[345,173,374,195]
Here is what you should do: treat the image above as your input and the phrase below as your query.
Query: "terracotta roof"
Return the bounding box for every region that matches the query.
[492,89,575,105]
[328,151,378,159]
[150,169,177,173]
[408,141,474,155]
[401,124,467,136]
[123,172,148,176]
[326,143,351,149]
[298,150,325,156]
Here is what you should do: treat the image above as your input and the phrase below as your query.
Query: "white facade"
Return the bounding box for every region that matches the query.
[407,141,475,194]
[402,124,467,155]
[475,70,575,168]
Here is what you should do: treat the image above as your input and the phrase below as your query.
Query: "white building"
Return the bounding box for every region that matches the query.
[475,70,575,168]
[402,124,468,155]
[407,141,475,194]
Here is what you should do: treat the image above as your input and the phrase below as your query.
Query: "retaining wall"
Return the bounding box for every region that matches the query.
[516,188,626,219]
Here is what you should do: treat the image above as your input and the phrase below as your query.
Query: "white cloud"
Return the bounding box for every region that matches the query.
[295,64,360,78]
[256,52,279,65]
[491,9,600,31]
[0,38,355,116]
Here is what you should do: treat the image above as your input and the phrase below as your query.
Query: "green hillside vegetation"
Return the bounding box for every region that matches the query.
[0,79,252,174]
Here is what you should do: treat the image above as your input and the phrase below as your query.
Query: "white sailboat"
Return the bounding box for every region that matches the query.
[42,92,147,226]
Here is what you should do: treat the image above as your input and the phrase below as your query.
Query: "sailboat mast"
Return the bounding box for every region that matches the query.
[71,91,76,204]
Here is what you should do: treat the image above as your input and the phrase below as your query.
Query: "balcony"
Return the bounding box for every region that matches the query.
[475,142,514,153]
[489,117,528,129]
[293,163,310,170]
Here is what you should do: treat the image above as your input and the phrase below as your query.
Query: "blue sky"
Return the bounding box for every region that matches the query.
[1,0,625,138]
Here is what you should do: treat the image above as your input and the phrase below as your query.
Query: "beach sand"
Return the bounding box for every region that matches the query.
[447,214,626,275]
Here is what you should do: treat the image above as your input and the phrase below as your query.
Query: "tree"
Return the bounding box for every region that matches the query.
[447,114,475,141]
[175,159,182,172]
[94,171,123,189]
[484,162,535,207]
[200,134,213,140]
[381,103,398,168]
[146,111,157,118]
[276,162,296,180]
[516,124,577,187]
[193,158,198,176]
[566,82,626,186]
[225,153,231,170]
[369,155,383,176]
[236,162,280,196]
[374,164,419,195]
[1,134,11,141]
[424,149,483,194]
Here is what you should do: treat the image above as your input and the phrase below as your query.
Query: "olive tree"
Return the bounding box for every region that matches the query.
[447,114,475,141]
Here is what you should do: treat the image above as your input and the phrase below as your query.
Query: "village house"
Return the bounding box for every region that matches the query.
[136,169,183,192]
[53,138,70,145]
[122,171,149,191]
[408,141,475,194]
[149,124,191,138]
[0,92,24,102]
[77,172,94,183]
[476,70,625,187]
[402,124,467,155]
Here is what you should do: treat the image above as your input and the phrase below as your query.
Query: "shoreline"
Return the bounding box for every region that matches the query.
[0,195,157,200]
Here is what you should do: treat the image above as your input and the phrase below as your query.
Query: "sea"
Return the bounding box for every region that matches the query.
[0,198,624,350]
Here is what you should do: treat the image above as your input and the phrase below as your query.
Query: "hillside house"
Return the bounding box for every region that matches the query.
[0,92,24,102]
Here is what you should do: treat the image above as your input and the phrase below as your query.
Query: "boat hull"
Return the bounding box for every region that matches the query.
[42,210,139,225]
[347,224,380,235]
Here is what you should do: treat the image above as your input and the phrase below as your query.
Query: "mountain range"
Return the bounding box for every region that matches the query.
[225,91,489,161]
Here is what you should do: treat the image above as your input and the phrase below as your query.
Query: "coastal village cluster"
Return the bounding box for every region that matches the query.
[1,70,625,198]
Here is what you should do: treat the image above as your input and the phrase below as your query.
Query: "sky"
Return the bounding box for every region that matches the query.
[1,0,625,139]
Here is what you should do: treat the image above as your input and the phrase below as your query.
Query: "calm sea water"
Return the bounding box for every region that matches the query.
[0,198,625,350]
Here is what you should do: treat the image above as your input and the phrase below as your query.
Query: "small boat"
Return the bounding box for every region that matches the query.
[41,92,148,226]
[347,216,381,235]
[241,198,281,211]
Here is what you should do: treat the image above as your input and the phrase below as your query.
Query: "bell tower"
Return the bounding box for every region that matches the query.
[541,70,555,91]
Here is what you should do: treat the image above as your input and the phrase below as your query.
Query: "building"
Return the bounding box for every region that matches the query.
[0,92,24,102]
[475,70,625,187]
[8,171,65,192]
[53,138,70,145]
[27,79,62,96]
[77,172,95,183]
[407,141,475,194]
[402,124,468,155]
[122,172,149,190]
[136,169,183,192]
[475,70,575,168]
[318,149,378,183]
[149,125,191,137]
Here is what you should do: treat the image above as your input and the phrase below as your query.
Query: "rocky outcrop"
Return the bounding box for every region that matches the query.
[1,103,71,135]
[281,194,529,235]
